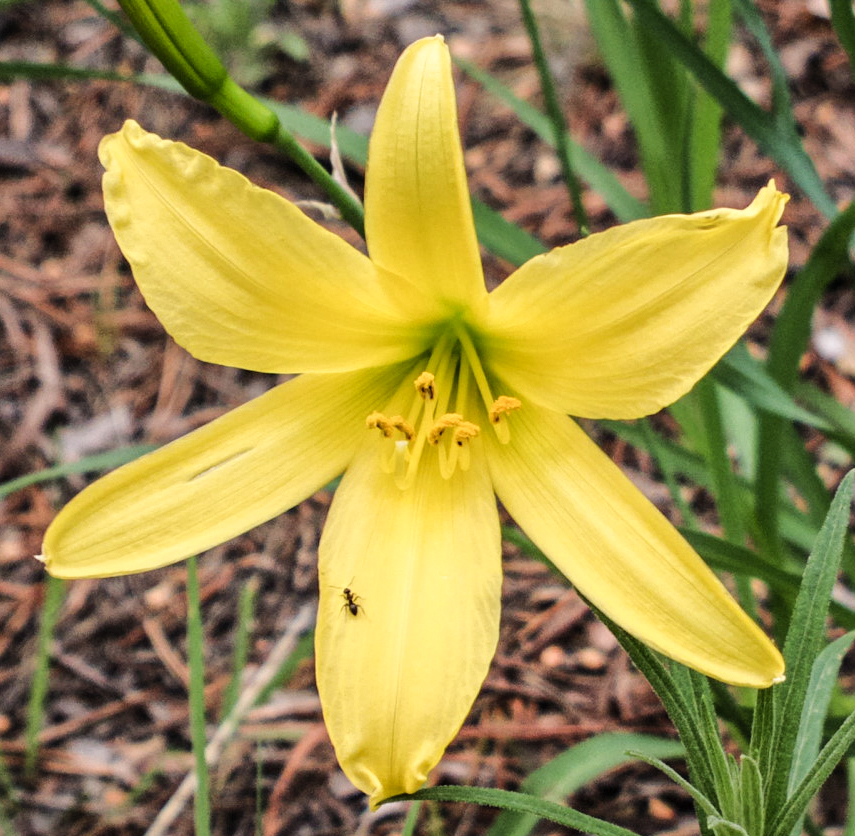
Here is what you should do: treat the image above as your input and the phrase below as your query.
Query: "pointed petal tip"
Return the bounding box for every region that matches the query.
[751,179,789,221]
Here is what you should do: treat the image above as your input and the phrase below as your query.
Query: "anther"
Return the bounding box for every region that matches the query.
[414,371,436,400]
[428,413,464,445]
[489,396,522,424]
[366,411,394,437]
[389,415,415,440]
[453,422,480,446]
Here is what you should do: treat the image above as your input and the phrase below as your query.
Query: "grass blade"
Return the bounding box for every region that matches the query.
[25,575,65,776]
[454,58,646,222]
[622,0,835,218]
[788,631,855,796]
[0,445,157,500]
[517,0,589,233]
[763,472,855,816]
[186,557,211,836]
[486,733,684,836]
[387,785,642,836]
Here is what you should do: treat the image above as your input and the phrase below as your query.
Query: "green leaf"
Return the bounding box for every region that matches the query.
[714,346,833,433]
[769,707,855,836]
[486,733,684,836]
[622,0,835,218]
[788,630,855,795]
[384,786,642,836]
[737,755,764,836]
[630,752,718,818]
[584,0,681,213]
[764,472,855,816]
[755,197,855,569]
[454,57,647,222]
[0,445,157,500]
[587,608,717,802]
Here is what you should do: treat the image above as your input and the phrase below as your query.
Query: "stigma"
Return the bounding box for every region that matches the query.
[366,326,521,489]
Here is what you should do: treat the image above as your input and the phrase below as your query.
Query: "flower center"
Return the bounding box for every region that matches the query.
[366,321,521,489]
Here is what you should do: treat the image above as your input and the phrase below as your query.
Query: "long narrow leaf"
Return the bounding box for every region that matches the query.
[0,445,157,500]
[769,707,855,836]
[486,733,684,836]
[387,785,642,836]
[788,631,855,798]
[622,0,835,218]
[764,472,855,816]
[453,58,647,222]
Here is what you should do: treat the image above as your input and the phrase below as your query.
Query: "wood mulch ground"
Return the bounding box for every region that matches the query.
[1,1,854,834]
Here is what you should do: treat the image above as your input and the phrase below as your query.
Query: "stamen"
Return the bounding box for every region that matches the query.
[489,396,522,423]
[453,422,480,446]
[389,415,415,440]
[428,413,464,445]
[414,371,436,400]
[366,411,394,438]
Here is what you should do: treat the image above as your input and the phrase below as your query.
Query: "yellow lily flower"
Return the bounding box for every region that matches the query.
[42,36,787,805]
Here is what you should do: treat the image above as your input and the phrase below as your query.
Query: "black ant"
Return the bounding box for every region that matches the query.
[341,586,364,617]
[331,578,365,617]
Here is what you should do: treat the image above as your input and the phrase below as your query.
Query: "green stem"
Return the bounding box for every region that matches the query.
[517,0,589,235]
[270,122,365,238]
[186,556,211,836]
[117,0,365,237]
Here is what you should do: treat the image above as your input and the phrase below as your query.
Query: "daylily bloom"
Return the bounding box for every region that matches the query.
[42,36,787,805]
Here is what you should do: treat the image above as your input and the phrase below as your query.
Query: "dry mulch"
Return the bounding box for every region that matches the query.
[2,1,855,834]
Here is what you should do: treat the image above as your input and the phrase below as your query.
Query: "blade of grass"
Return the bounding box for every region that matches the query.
[687,0,732,210]
[145,604,313,836]
[387,785,642,836]
[220,577,258,720]
[0,444,157,500]
[763,471,854,816]
[25,574,65,776]
[486,733,685,836]
[769,706,855,836]
[622,0,836,218]
[185,556,211,836]
[454,57,647,222]
[584,0,678,213]
[756,198,855,560]
[788,630,855,800]
[588,608,717,803]
[517,0,589,234]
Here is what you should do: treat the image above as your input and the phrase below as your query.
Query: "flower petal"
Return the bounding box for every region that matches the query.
[42,366,406,578]
[365,36,487,313]
[315,438,501,806]
[482,184,788,418]
[485,401,784,687]
[100,121,432,374]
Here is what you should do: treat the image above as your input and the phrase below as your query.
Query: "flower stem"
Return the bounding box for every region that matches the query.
[117,0,366,238]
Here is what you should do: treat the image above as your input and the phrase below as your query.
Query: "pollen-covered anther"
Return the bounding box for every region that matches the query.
[427,413,464,445]
[414,371,436,400]
[389,415,415,440]
[366,411,394,438]
[453,421,480,446]
[489,395,522,424]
